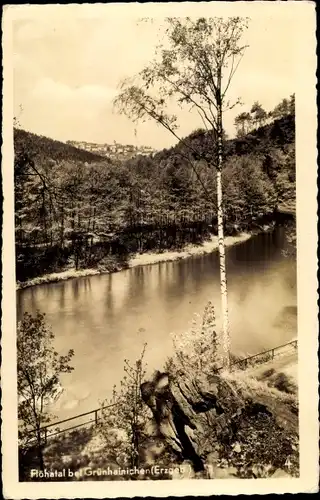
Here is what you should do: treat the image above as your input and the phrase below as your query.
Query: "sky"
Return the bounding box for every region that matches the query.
[11,3,302,149]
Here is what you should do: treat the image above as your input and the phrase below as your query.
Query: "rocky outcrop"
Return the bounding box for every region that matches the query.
[141,370,245,472]
[141,370,299,477]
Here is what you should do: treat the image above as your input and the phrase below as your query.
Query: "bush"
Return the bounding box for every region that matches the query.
[169,301,223,378]
[269,372,297,395]
[98,344,150,469]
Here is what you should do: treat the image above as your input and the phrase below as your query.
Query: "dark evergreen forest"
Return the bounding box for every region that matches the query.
[14,103,295,282]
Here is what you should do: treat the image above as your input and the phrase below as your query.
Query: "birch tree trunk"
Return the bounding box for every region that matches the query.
[216,167,230,369]
[216,57,231,369]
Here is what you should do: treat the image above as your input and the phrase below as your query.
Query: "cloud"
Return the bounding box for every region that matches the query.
[12,11,298,148]
[16,77,118,144]
[32,78,117,105]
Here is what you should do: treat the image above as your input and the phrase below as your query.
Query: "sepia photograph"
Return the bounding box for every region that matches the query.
[1,1,318,498]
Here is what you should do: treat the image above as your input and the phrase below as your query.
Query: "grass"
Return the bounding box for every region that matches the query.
[207,367,299,478]
[257,368,298,395]
[223,366,296,397]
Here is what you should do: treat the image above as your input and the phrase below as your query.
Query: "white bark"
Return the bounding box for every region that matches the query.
[216,67,231,368]
[216,166,230,369]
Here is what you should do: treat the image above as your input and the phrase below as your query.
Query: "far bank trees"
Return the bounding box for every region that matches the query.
[234,94,295,136]
[250,101,267,128]
[114,17,249,368]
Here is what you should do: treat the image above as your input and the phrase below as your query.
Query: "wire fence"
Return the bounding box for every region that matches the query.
[22,339,298,446]
[22,402,119,446]
[223,338,298,372]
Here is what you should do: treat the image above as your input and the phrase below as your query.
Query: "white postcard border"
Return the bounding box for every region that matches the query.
[1,2,318,497]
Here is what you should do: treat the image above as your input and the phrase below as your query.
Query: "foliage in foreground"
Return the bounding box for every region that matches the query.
[98,344,151,469]
[168,301,223,377]
[18,311,74,470]
[18,305,298,481]
[217,369,299,478]
[163,302,299,478]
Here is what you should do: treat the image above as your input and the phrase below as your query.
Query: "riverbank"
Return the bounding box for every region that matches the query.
[16,232,252,290]
[129,232,252,267]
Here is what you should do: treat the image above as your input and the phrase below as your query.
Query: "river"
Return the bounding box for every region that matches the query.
[17,227,297,422]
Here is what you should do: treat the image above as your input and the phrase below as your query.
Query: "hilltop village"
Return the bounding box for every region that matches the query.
[66,140,156,162]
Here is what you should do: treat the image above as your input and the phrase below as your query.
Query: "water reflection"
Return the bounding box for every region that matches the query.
[17,227,296,421]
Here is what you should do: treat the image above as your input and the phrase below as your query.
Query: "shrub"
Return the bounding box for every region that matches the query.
[169,301,222,378]
[269,372,297,395]
[98,344,150,469]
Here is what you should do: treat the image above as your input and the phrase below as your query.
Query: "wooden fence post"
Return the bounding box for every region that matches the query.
[95,410,98,425]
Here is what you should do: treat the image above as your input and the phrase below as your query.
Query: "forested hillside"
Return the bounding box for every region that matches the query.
[14,128,107,165]
[14,112,295,283]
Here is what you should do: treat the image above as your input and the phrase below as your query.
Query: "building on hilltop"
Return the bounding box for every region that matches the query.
[66,140,156,161]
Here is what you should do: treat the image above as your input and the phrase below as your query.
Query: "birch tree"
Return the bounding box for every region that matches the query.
[114,17,249,368]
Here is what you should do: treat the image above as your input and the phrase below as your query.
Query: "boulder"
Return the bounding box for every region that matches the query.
[141,370,245,472]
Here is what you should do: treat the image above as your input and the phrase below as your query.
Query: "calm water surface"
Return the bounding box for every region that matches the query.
[17,227,296,420]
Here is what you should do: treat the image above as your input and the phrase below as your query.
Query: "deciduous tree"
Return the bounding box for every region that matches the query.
[114,16,249,368]
[17,311,74,470]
